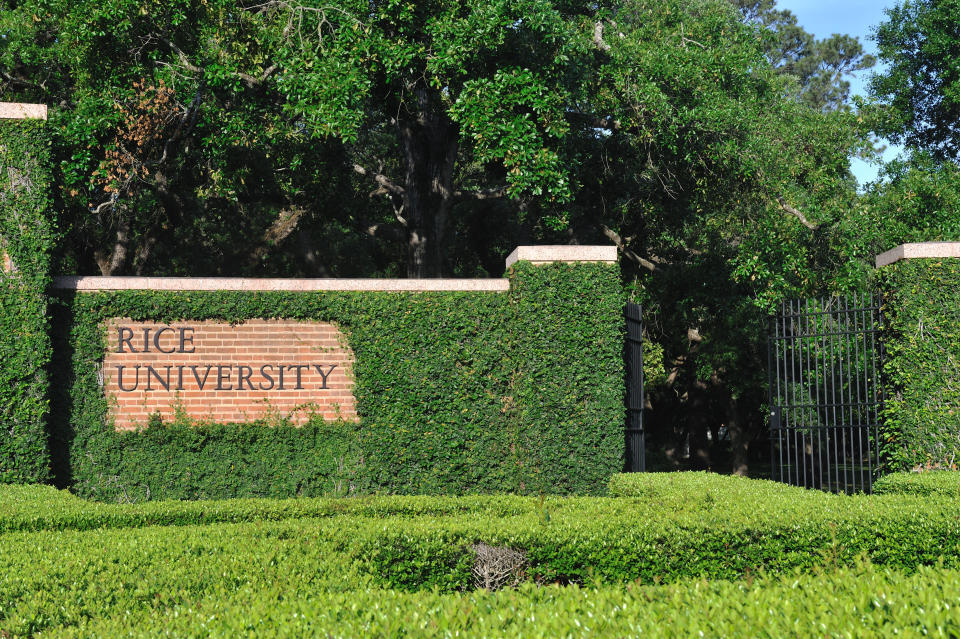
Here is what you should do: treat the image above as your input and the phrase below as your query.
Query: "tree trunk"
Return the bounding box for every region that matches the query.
[398,90,458,278]
[95,217,131,276]
[728,395,749,476]
[687,379,712,470]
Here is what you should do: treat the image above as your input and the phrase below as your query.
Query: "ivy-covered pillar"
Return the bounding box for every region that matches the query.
[505,246,625,494]
[0,102,54,483]
[877,242,960,472]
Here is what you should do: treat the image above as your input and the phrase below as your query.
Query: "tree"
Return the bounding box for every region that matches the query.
[732,0,876,111]
[841,153,960,263]
[0,0,391,277]
[249,0,600,277]
[870,0,960,161]
[556,0,870,474]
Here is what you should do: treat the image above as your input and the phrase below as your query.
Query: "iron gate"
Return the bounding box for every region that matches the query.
[768,293,883,493]
[625,302,645,472]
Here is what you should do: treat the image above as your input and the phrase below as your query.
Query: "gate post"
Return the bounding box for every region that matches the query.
[876,243,960,472]
[504,246,624,493]
[624,302,645,472]
[0,103,53,484]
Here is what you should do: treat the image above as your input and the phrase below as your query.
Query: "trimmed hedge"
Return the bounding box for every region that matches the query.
[874,471,960,496]
[5,474,960,591]
[0,484,535,534]
[49,261,625,499]
[0,118,54,484]
[34,564,960,639]
[6,476,960,635]
[880,258,960,471]
[607,470,816,500]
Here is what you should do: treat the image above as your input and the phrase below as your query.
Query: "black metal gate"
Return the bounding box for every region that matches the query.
[768,293,883,493]
[625,302,645,472]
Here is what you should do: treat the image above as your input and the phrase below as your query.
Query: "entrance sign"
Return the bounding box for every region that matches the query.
[103,319,355,429]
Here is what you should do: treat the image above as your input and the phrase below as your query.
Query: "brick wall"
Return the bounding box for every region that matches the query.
[102,319,356,429]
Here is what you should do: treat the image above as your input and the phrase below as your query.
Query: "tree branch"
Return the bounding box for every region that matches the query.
[247,205,305,267]
[352,163,405,196]
[602,224,658,273]
[454,186,508,202]
[593,22,611,52]
[236,64,277,88]
[160,37,276,88]
[159,37,202,74]
[777,197,818,230]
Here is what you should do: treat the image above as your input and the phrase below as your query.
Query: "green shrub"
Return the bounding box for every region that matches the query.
[880,259,960,471]
[0,484,534,534]
[49,564,960,638]
[50,261,624,499]
[5,474,960,595]
[8,548,960,638]
[874,471,960,496]
[607,471,817,500]
[0,119,54,484]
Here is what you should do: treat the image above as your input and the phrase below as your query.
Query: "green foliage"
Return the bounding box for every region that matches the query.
[49,261,624,499]
[582,0,871,473]
[874,471,960,496]
[13,474,960,592]
[6,477,960,635]
[0,120,53,484]
[8,562,960,638]
[266,0,584,202]
[870,0,960,160]
[87,417,367,501]
[606,470,813,500]
[880,259,960,471]
[344,479,960,589]
[0,485,534,534]
[841,153,960,270]
[508,263,626,493]
[0,0,387,279]
[39,564,960,638]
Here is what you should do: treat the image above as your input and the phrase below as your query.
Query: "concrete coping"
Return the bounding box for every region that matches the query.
[52,276,510,293]
[505,245,617,270]
[52,245,619,291]
[0,102,48,120]
[875,242,960,268]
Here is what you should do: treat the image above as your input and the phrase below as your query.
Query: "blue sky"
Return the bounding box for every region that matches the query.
[777,0,903,186]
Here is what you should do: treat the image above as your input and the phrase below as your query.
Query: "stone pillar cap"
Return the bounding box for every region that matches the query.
[876,242,960,267]
[0,103,47,120]
[505,245,617,270]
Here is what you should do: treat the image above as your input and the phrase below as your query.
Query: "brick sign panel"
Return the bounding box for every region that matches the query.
[102,319,356,430]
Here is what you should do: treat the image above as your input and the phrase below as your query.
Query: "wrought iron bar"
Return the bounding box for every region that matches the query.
[768,293,882,493]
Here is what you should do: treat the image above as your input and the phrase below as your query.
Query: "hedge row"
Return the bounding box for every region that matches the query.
[4,475,960,593]
[0,484,535,534]
[3,512,960,639]
[49,261,625,498]
[0,119,54,484]
[606,469,815,500]
[880,258,960,471]
[0,473,828,535]
[34,564,960,639]
[873,471,960,496]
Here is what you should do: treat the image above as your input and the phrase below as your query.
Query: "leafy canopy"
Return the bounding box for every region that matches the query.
[870,0,960,160]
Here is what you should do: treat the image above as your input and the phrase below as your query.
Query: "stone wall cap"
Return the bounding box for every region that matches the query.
[875,242,960,268]
[505,245,617,270]
[0,103,47,120]
[52,276,510,292]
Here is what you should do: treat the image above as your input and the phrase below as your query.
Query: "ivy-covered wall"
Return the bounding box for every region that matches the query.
[48,262,625,500]
[880,259,960,471]
[0,118,54,484]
